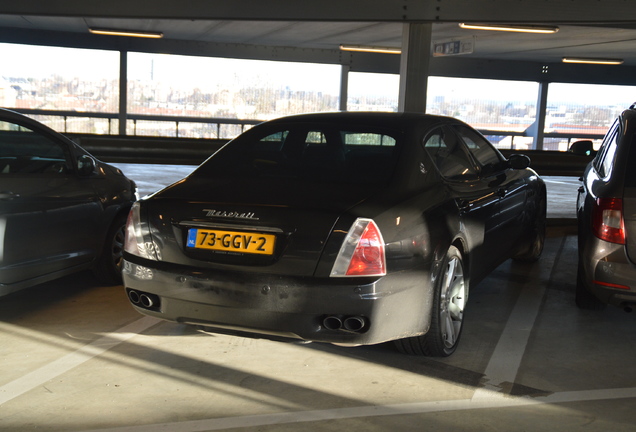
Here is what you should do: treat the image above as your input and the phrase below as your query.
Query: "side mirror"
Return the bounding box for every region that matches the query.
[77,155,96,176]
[508,153,531,170]
[569,140,595,156]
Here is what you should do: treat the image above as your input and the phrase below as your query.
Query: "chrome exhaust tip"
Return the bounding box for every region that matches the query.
[140,294,154,308]
[343,316,366,332]
[323,316,343,331]
[128,290,141,304]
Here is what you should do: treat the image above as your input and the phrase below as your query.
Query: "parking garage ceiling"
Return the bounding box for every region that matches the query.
[2,0,636,84]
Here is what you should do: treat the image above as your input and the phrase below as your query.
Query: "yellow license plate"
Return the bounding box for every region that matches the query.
[187,228,276,255]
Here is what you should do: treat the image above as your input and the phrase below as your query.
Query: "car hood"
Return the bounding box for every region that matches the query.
[144,176,382,276]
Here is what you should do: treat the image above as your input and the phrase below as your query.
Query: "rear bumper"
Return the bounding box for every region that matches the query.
[580,237,636,307]
[122,257,433,345]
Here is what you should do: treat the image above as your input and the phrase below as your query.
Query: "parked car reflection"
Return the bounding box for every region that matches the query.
[0,108,137,297]
[123,112,546,356]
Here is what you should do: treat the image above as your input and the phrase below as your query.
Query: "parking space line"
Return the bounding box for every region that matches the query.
[543,178,580,185]
[471,281,548,399]
[78,387,636,432]
[0,316,160,406]
[471,236,564,400]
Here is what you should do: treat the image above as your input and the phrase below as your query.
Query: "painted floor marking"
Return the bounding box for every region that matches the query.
[472,236,562,400]
[78,387,636,432]
[471,280,547,398]
[0,316,160,406]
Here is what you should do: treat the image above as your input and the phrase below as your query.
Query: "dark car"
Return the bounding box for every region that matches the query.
[123,112,546,356]
[575,105,636,311]
[0,108,137,297]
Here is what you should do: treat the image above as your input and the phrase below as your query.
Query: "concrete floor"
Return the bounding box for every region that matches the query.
[2,165,635,431]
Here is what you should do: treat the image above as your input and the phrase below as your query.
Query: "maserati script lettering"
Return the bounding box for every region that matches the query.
[203,209,259,220]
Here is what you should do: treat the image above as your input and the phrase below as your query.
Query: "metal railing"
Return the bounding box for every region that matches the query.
[479,129,605,151]
[11,108,262,139]
[11,108,606,149]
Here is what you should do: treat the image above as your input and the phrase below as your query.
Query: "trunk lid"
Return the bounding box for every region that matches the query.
[145,176,379,276]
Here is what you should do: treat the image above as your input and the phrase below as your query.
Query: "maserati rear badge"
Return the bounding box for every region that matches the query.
[203,209,259,220]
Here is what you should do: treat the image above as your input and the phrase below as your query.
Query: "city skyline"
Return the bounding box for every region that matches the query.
[3,42,636,107]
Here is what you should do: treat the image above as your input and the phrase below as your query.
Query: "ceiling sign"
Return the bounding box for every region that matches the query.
[433,37,475,57]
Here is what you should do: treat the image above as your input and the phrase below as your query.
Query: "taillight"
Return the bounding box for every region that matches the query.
[124,202,159,260]
[331,218,386,277]
[592,198,625,244]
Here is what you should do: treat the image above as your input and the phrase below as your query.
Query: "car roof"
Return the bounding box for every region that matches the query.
[0,107,58,132]
[262,111,459,129]
[0,107,68,132]
[0,107,82,149]
[0,107,33,122]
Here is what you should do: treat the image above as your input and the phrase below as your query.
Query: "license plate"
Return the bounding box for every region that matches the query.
[186,228,276,255]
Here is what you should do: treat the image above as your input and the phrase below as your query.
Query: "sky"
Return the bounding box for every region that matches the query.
[0,43,120,80]
[127,52,342,94]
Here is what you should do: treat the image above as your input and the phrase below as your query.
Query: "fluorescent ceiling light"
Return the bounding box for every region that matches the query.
[458,23,559,34]
[562,57,624,65]
[339,44,401,54]
[89,28,164,38]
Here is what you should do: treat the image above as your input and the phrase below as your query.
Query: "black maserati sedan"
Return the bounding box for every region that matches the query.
[0,108,137,297]
[575,105,636,311]
[123,112,546,356]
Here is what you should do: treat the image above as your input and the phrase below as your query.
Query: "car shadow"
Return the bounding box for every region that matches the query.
[0,270,112,320]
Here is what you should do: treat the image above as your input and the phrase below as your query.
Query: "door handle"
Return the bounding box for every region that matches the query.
[0,191,19,200]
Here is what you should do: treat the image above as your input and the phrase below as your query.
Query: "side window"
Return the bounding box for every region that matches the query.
[593,121,619,179]
[341,132,396,147]
[341,130,399,185]
[301,129,345,170]
[258,130,289,151]
[452,124,502,172]
[423,126,478,180]
[247,129,292,168]
[305,131,327,145]
[0,120,69,175]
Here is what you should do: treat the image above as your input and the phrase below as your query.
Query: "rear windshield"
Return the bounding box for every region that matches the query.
[193,122,402,185]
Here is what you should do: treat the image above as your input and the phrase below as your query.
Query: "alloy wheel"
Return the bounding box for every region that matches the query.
[439,255,466,349]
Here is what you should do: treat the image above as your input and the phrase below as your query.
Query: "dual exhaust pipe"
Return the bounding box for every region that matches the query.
[322,315,368,333]
[127,289,160,310]
[127,289,366,333]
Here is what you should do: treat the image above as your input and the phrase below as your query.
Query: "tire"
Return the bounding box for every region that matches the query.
[93,213,127,285]
[513,191,546,263]
[395,245,467,357]
[575,257,606,310]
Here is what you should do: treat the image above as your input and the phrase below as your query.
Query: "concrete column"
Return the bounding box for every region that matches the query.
[339,63,350,111]
[398,22,432,113]
[527,81,549,150]
[118,50,128,136]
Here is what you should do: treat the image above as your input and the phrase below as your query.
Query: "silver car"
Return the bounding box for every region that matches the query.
[575,105,636,311]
